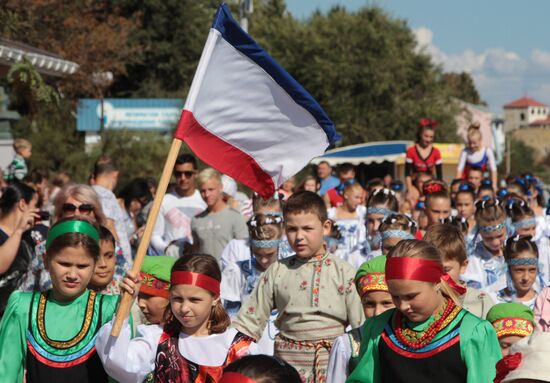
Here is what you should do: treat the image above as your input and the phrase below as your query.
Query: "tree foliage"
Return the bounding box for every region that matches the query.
[2,0,491,183]
[109,0,221,97]
[1,0,140,99]
[7,58,60,118]
[441,72,485,106]
[250,2,461,145]
[13,102,90,181]
[498,138,545,177]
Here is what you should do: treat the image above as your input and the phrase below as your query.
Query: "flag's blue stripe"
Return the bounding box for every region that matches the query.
[211,4,341,145]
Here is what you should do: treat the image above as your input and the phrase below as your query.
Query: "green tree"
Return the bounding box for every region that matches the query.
[251,4,460,146]
[499,138,545,177]
[88,130,172,188]
[1,0,140,99]
[441,72,485,106]
[110,0,221,98]
[12,100,91,181]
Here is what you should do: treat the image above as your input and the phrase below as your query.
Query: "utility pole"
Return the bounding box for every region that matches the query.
[239,0,253,33]
[505,131,511,176]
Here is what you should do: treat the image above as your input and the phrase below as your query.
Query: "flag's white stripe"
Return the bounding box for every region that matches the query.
[183,29,220,112]
[190,29,329,186]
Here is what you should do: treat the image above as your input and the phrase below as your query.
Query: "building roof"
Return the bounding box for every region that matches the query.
[529,116,550,126]
[0,38,79,77]
[504,97,547,109]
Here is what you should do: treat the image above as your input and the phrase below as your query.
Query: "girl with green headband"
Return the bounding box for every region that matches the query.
[0,216,121,382]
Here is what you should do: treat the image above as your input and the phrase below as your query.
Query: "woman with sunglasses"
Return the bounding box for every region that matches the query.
[21,184,129,291]
[54,184,106,224]
[55,183,128,252]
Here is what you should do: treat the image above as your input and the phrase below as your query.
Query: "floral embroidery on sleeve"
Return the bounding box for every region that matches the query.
[345,277,355,294]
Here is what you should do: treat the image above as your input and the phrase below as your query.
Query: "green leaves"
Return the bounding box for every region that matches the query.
[250,3,464,146]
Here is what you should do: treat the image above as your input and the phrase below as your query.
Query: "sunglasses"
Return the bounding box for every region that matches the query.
[62,203,94,214]
[174,170,196,178]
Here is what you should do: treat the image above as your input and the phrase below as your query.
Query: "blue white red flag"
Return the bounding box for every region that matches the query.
[174,4,340,199]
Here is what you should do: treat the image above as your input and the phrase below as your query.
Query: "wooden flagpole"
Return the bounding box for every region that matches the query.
[111,138,182,336]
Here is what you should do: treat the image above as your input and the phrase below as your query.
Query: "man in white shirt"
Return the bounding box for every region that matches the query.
[151,154,206,255]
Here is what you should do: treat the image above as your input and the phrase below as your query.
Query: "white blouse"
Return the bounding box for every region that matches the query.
[96,319,259,383]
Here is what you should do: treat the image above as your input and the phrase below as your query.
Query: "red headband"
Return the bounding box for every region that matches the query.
[219,372,257,383]
[170,271,220,296]
[386,257,443,283]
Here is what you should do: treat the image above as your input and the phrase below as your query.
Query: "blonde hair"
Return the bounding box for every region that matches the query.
[197,167,222,186]
[344,182,363,196]
[424,224,467,264]
[467,122,482,142]
[14,138,31,152]
[54,184,107,225]
[388,240,461,306]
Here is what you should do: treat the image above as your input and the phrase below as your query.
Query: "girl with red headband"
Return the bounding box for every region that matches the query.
[405,118,442,196]
[347,240,501,383]
[96,254,257,383]
[423,181,452,231]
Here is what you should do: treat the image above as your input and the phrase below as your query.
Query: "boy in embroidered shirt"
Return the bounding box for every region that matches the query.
[5,138,31,182]
[233,191,364,382]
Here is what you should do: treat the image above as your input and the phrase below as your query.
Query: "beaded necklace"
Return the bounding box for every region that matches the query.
[394,297,460,349]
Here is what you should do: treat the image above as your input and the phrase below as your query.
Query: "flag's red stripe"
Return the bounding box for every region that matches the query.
[175,110,275,199]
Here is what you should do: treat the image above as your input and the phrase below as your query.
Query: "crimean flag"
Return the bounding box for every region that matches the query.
[174,4,340,199]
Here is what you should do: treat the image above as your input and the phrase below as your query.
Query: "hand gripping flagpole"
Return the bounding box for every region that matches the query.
[110,22,219,338]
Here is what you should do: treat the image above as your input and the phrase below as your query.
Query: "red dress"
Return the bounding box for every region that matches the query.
[405,145,442,178]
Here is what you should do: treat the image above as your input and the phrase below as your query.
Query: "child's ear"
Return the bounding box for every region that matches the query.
[17,199,26,211]
[322,219,332,236]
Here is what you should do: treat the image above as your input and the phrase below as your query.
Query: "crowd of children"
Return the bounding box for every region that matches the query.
[3,124,550,383]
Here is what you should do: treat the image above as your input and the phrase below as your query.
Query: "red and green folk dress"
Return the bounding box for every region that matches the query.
[346,299,502,383]
[0,290,119,382]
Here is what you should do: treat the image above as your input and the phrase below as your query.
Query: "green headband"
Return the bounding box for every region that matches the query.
[46,220,100,250]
